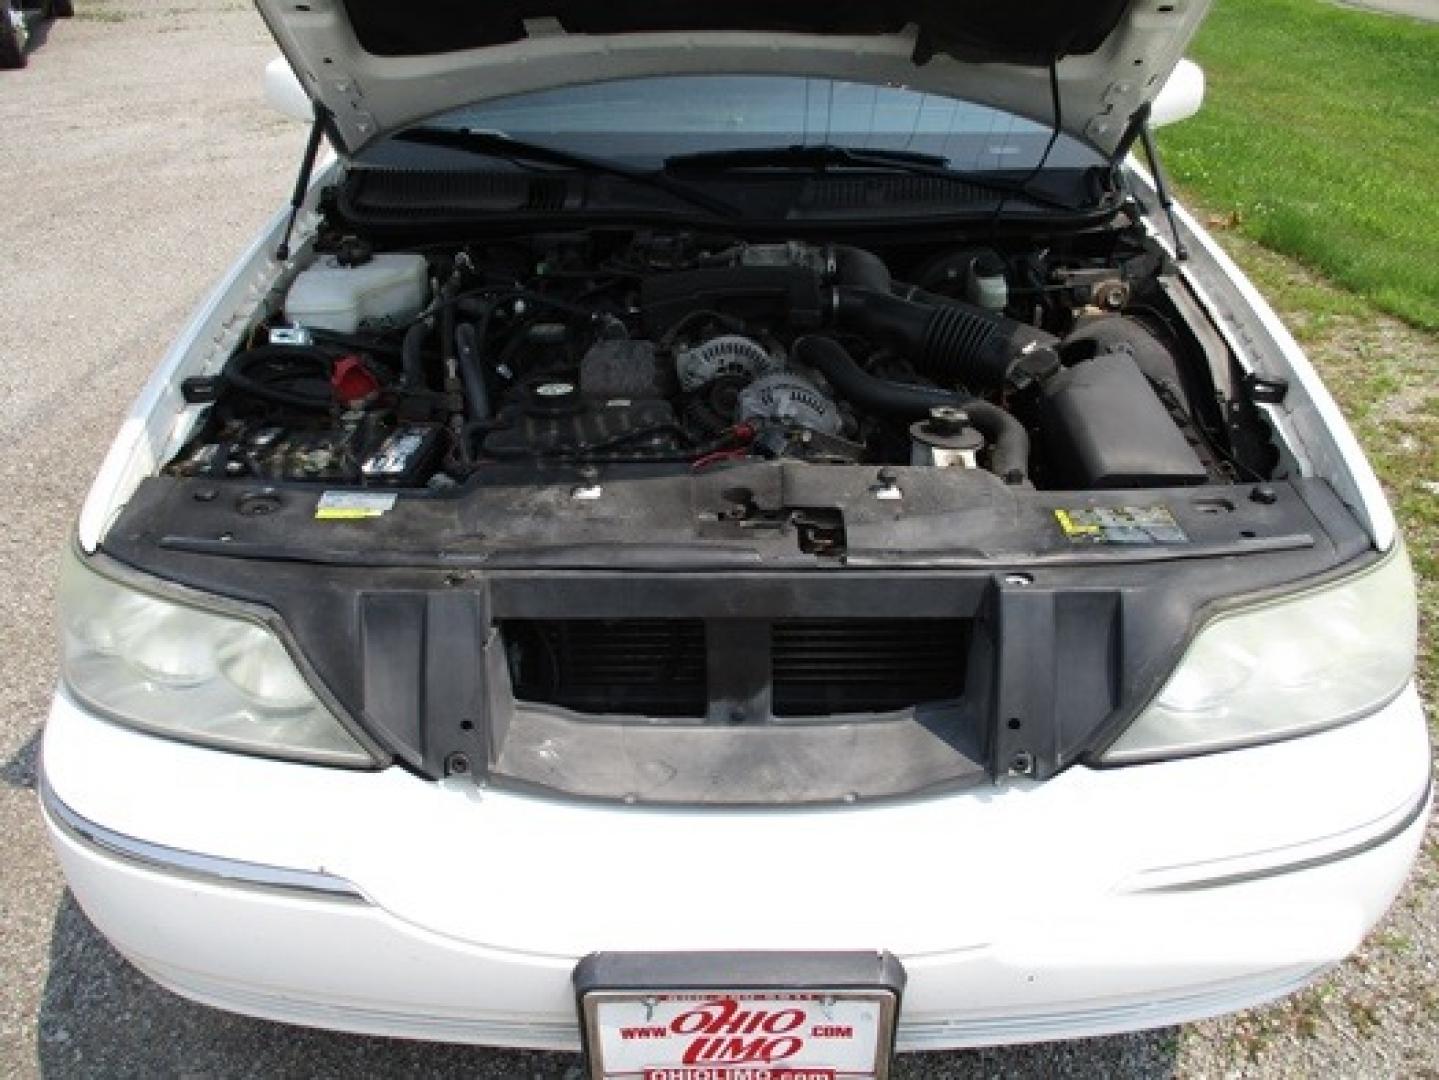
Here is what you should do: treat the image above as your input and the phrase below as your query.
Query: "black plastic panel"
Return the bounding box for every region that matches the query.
[97,468,1374,797]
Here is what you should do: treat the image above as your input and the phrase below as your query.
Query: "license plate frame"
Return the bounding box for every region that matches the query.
[574,952,905,1080]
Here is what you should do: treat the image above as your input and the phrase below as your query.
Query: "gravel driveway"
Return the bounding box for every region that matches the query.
[1,3,1434,1077]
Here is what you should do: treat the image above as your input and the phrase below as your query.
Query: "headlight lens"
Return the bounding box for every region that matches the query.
[1103,546,1417,763]
[59,547,374,766]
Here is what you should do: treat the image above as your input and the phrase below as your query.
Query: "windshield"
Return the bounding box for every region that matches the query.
[366,75,1103,173]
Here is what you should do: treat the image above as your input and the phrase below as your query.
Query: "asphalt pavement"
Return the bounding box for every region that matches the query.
[1339,0,1439,20]
[0,3,1433,1078]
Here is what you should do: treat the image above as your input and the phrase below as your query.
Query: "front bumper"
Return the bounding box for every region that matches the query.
[40,685,1431,1051]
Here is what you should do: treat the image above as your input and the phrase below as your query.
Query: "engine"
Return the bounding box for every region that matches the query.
[169,232,1244,491]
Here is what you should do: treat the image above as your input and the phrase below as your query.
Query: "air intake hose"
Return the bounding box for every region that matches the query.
[794,336,1030,485]
[830,287,1057,389]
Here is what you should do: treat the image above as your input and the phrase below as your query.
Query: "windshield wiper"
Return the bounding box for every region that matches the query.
[663,143,1080,212]
[666,144,951,171]
[392,127,740,219]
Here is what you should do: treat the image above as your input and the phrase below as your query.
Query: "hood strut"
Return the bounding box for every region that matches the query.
[276,105,330,263]
[1136,108,1189,262]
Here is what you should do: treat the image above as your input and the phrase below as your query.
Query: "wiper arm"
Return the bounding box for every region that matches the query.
[665,144,950,171]
[663,143,1080,212]
[393,127,740,219]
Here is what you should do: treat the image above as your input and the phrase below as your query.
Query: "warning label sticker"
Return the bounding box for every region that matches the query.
[1055,505,1188,545]
[315,491,397,520]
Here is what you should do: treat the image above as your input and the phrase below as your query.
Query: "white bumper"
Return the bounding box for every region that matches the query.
[40,686,1431,1051]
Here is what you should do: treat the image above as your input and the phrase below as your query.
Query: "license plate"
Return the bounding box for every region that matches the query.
[576,953,904,1080]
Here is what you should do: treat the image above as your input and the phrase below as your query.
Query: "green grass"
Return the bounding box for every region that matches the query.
[1159,0,1439,331]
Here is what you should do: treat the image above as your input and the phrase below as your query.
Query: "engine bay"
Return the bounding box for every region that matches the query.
[114,204,1377,789]
[168,225,1277,494]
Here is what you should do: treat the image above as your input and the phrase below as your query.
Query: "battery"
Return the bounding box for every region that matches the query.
[359,423,445,486]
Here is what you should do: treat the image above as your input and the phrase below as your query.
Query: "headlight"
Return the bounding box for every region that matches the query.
[1103,546,1417,764]
[58,546,375,767]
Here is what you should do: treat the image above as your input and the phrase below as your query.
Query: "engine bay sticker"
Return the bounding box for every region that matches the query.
[1055,506,1189,545]
[315,491,398,520]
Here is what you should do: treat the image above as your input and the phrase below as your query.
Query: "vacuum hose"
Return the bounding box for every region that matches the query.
[221,345,334,410]
[794,335,1031,485]
[454,322,492,421]
[400,320,428,389]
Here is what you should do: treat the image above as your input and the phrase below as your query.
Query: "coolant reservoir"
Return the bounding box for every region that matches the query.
[284,252,428,333]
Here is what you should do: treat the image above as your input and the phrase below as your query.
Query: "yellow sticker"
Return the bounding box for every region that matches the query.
[1054,508,1100,537]
[315,491,396,520]
[315,508,384,520]
[1055,506,1188,545]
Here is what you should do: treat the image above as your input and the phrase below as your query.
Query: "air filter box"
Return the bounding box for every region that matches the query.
[1040,351,1207,488]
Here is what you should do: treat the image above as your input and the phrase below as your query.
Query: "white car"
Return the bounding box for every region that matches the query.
[40,1,1430,1075]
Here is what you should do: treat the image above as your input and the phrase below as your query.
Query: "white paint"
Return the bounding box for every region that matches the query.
[40,685,1431,1049]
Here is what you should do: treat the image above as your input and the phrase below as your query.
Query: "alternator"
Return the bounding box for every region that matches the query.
[737,372,844,436]
[675,334,782,392]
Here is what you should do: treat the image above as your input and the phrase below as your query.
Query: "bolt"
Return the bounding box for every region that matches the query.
[1249,485,1278,505]
[1009,751,1035,776]
[571,464,603,500]
[873,467,903,500]
[445,752,471,777]
[1002,573,1033,587]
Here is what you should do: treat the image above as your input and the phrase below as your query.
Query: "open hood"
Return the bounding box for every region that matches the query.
[256,0,1211,157]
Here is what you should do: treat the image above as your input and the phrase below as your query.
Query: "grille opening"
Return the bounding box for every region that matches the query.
[505,619,708,718]
[505,617,970,720]
[771,618,969,716]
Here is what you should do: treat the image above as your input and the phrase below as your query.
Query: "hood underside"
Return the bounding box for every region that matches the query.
[255,0,1211,157]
